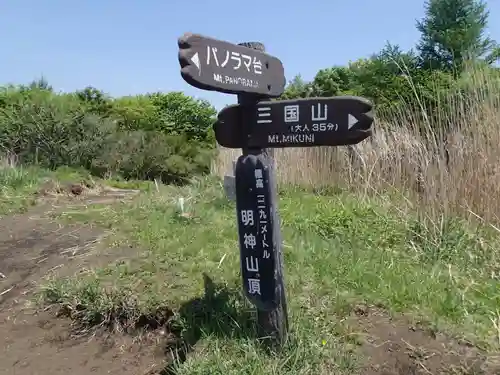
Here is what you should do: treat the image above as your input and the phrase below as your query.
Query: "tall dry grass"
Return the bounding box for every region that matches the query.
[212,65,500,225]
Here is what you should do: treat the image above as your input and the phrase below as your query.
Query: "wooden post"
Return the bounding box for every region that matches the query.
[236,41,288,348]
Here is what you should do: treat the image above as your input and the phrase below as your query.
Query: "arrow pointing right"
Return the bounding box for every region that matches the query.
[348,113,358,129]
[190,52,201,75]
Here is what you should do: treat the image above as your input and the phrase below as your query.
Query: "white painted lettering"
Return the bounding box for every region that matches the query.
[242,54,252,71]
[268,135,278,143]
[213,73,223,83]
[247,278,261,294]
[284,105,299,123]
[311,103,328,121]
[230,52,241,70]
[222,76,258,88]
[206,46,220,67]
[240,210,254,226]
[220,50,230,67]
[246,256,259,272]
[253,57,262,74]
[312,123,327,132]
[267,134,315,144]
[243,233,256,249]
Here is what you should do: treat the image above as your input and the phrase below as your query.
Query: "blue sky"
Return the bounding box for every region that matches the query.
[1,0,499,110]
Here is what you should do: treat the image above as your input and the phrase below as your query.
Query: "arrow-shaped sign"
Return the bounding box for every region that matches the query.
[214,96,374,149]
[178,33,286,96]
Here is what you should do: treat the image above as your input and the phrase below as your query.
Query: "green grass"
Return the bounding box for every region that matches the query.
[0,164,101,215]
[101,175,157,191]
[0,164,155,216]
[39,176,500,374]
[0,165,42,214]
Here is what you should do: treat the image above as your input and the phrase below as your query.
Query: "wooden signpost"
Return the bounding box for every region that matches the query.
[214,96,373,149]
[178,32,374,347]
[178,33,285,96]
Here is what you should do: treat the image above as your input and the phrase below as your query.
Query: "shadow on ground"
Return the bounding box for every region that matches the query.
[160,273,257,374]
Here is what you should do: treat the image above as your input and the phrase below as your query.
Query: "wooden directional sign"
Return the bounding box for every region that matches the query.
[235,153,279,310]
[178,33,286,96]
[214,96,374,148]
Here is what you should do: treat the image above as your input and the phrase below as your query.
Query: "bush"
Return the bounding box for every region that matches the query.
[0,89,112,168]
[148,91,217,144]
[111,92,217,145]
[0,85,217,184]
[91,130,215,184]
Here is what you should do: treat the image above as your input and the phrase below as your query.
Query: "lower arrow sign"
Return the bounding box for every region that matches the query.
[214,96,374,149]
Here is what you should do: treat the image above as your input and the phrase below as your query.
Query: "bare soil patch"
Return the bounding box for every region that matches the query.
[352,305,500,375]
[0,185,139,307]
[0,184,169,375]
[1,308,167,375]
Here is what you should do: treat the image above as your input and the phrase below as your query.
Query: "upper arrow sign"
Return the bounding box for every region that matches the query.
[214,96,374,149]
[178,33,286,96]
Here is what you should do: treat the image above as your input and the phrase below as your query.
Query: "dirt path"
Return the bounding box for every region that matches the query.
[0,187,139,307]
[0,187,166,375]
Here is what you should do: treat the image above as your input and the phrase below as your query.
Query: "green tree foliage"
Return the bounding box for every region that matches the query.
[22,77,53,92]
[0,84,217,184]
[279,0,499,132]
[148,92,216,142]
[280,75,314,99]
[75,86,113,117]
[280,44,429,110]
[348,44,421,107]
[91,130,213,184]
[111,95,159,131]
[416,0,498,72]
[310,66,357,97]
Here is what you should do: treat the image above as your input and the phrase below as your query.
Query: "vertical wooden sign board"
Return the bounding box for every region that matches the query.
[235,153,288,344]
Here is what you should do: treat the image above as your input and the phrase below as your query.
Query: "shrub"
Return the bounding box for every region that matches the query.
[148,91,217,145]
[91,130,215,184]
[0,85,217,184]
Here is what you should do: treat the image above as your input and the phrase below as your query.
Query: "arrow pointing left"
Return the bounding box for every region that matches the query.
[190,52,201,75]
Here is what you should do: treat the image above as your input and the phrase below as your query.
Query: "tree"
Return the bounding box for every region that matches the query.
[340,44,422,109]
[75,86,113,116]
[416,0,498,72]
[310,66,356,97]
[280,68,357,100]
[279,75,314,99]
[26,76,53,91]
[148,92,217,143]
[111,95,159,131]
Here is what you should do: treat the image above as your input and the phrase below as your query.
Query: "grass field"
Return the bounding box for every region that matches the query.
[36,175,500,374]
[0,164,96,215]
